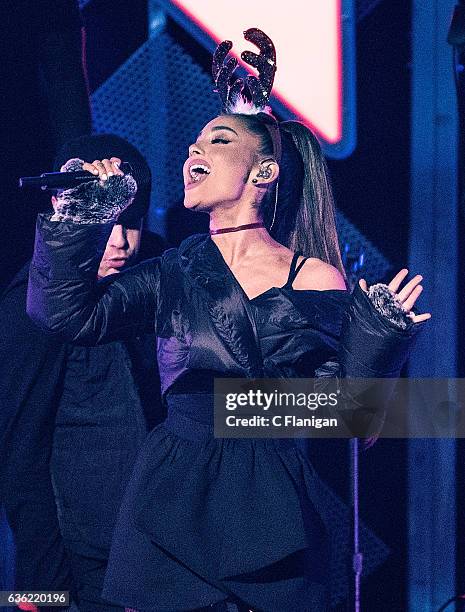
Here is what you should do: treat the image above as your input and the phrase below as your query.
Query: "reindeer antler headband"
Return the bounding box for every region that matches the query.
[212,28,276,113]
[212,28,282,165]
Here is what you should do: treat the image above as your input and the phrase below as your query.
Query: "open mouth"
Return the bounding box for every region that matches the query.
[185,159,212,188]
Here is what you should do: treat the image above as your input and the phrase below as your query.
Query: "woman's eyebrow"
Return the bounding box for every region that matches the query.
[197,126,239,139]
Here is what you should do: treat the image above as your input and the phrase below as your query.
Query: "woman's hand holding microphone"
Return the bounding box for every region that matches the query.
[81,156,125,180]
[51,157,137,224]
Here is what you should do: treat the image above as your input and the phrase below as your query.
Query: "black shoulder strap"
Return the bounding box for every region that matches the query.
[285,252,308,287]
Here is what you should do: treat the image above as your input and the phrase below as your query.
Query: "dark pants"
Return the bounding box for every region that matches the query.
[50,413,147,612]
[64,550,123,612]
[0,468,72,612]
[50,452,127,612]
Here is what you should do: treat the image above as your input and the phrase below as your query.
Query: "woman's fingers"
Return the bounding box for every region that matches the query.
[101,159,115,177]
[81,158,124,180]
[82,161,99,175]
[359,278,368,293]
[388,268,425,308]
[110,157,124,176]
[396,274,423,303]
[387,269,409,293]
[90,159,108,180]
[409,312,431,323]
[392,274,432,321]
[401,284,423,312]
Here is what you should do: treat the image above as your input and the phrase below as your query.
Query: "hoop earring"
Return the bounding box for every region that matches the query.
[269,181,279,231]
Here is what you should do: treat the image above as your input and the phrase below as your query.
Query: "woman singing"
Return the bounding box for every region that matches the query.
[27,29,430,612]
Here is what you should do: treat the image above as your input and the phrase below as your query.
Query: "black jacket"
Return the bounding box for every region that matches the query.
[28,214,426,408]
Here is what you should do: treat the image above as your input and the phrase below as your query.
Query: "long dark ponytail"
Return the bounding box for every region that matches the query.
[231,114,347,283]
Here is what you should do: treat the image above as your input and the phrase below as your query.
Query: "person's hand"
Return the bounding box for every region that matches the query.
[51,156,137,224]
[359,269,431,324]
[81,157,125,181]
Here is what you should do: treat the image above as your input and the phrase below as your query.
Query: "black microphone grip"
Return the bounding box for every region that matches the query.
[18,162,133,190]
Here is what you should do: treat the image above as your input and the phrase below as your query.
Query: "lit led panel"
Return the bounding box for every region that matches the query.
[158,0,356,158]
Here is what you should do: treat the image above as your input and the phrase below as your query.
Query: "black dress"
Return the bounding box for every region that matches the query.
[101,253,388,612]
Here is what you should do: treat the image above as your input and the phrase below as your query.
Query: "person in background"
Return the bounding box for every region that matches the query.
[0,134,165,612]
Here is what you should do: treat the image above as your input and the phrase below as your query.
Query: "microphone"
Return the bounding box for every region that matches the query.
[18,162,133,190]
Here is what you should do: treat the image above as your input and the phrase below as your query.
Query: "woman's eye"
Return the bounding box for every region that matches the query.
[211,138,230,144]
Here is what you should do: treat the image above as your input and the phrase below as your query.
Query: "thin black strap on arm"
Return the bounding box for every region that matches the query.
[285,251,308,287]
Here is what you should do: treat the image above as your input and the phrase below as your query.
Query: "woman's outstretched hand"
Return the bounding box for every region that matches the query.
[359,269,432,324]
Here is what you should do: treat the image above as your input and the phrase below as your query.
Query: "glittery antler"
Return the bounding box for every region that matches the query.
[212,40,244,110]
[212,40,233,84]
[241,28,277,110]
[212,28,277,113]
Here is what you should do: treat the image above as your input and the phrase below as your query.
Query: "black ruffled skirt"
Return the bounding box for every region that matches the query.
[102,394,388,611]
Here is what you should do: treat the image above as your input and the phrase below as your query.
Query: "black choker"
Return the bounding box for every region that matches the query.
[209,222,265,235]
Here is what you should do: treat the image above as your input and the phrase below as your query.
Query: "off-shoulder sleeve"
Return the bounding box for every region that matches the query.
[27,213,162,346]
